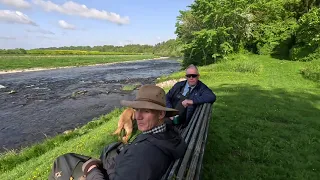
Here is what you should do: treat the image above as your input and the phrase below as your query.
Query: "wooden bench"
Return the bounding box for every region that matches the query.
[162,103,213,180]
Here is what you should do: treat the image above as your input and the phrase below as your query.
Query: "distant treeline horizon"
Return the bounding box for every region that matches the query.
[0,39,183,57]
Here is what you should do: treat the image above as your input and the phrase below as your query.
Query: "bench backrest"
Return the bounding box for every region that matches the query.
[162,103,213,180]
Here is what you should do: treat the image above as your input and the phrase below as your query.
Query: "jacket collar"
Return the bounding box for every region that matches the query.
[180,80,202,89]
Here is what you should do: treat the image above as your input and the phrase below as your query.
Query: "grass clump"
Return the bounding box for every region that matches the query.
[122,85,136,91]
[214,54,262,73]
[300,60,320,83]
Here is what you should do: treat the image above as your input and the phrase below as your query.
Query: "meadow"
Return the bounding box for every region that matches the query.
[0,54,157,71]
[0,54,319,179]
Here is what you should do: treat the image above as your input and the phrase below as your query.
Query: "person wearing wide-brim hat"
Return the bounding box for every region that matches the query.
[120,84,179,132]
[83,85,187,180]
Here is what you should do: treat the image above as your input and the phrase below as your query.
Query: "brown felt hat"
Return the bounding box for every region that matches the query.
[120,85,179,117]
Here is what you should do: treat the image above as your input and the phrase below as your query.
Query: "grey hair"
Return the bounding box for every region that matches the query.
[185,64,199,74]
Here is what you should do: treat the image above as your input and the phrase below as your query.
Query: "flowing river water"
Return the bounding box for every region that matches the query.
[0,59,181,152]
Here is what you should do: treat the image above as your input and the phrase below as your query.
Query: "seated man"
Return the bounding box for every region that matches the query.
[83,85,187,180]
[166,64,216,126]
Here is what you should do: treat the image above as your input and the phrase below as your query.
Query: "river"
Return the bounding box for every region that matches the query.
[0,59,181,152]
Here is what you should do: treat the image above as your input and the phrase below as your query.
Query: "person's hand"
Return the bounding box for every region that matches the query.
[82,159,101,175]
[87,165,97,172]
[169,117,174,120]
[182,99,193,107]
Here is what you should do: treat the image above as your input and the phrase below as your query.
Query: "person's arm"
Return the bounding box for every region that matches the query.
[113,151,152,180]
[113,145,168,180]
[85,167,109,180]
[191,85,216,105]
[166,84,178,108]
[83,160,109,180]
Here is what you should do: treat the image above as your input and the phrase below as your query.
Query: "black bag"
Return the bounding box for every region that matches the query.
[49,153,91,180]
[48,142,125,180]
[173,93,188,125]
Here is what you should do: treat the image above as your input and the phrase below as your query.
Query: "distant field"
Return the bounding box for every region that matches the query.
[26,50,143,55]
[0,54,157,71]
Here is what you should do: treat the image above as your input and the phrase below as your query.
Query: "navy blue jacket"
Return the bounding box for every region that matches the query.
[166,80,216,122]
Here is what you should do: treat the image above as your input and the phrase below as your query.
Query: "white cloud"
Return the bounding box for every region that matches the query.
[35,35,57,40]
[0,0,31,9]
[32,0,129,25]
[58,20,75,30]
[0,10,37,26]
[26,28,55,34]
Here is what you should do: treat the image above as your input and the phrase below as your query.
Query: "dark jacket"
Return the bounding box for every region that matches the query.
[86,124,187,180]
[166,80,216,123]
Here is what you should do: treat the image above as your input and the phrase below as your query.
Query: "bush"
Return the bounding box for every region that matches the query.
[300,61,320,82]
[290,8,320,61]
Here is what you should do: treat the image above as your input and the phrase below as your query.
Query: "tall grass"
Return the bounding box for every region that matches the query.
[214,54,262,73]
[300,60,320,83]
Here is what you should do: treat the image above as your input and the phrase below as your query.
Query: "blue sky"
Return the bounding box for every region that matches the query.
[0,0,193,49]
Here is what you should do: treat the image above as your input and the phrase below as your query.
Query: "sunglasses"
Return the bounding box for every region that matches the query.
[186,74,198,78]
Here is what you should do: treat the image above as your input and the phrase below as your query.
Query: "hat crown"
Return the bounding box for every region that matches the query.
[136,85,166,107]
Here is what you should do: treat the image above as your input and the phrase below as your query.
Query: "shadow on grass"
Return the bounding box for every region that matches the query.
[203,84,320,180]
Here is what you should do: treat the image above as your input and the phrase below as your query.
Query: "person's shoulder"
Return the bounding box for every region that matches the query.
[198,80,210,89]
[174,80,186,87]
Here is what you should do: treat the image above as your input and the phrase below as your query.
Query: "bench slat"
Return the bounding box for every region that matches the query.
[164,104,203,180]
[162,103,212,180]
[162,105,201,180]
[186,104,211,180]
[176,104,208,179]
[195,106,212,180]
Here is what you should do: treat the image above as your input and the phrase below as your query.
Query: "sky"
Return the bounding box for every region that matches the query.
[0,0,193,49]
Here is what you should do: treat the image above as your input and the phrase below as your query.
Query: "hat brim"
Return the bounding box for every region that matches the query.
[120,100,179,117]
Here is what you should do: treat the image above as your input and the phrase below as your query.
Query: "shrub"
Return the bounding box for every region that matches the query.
[300,61,320,82]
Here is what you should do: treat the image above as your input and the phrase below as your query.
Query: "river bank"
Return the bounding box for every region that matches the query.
[0,55,169,73]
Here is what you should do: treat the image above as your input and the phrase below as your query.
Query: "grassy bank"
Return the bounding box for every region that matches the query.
[0,54,157,71]
[1,54,319,179]
[0,109,125,179]
[198,55,320,179]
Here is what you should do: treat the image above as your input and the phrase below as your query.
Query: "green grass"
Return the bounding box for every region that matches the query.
[1,54,319,179]
[161,54,320,179]
[122,85,136,91]
[199,55,320,180]
[300,60,320,83]
[0,54,156,71]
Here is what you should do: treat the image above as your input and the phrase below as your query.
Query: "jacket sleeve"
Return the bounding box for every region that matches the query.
[166,83,178,108]
[113,145,168,180]
[86,168,109,180]
[192,84,216,105]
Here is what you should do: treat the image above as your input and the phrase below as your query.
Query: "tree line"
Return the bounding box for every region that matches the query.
[176,0,320,66]
[0,40,183,57]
